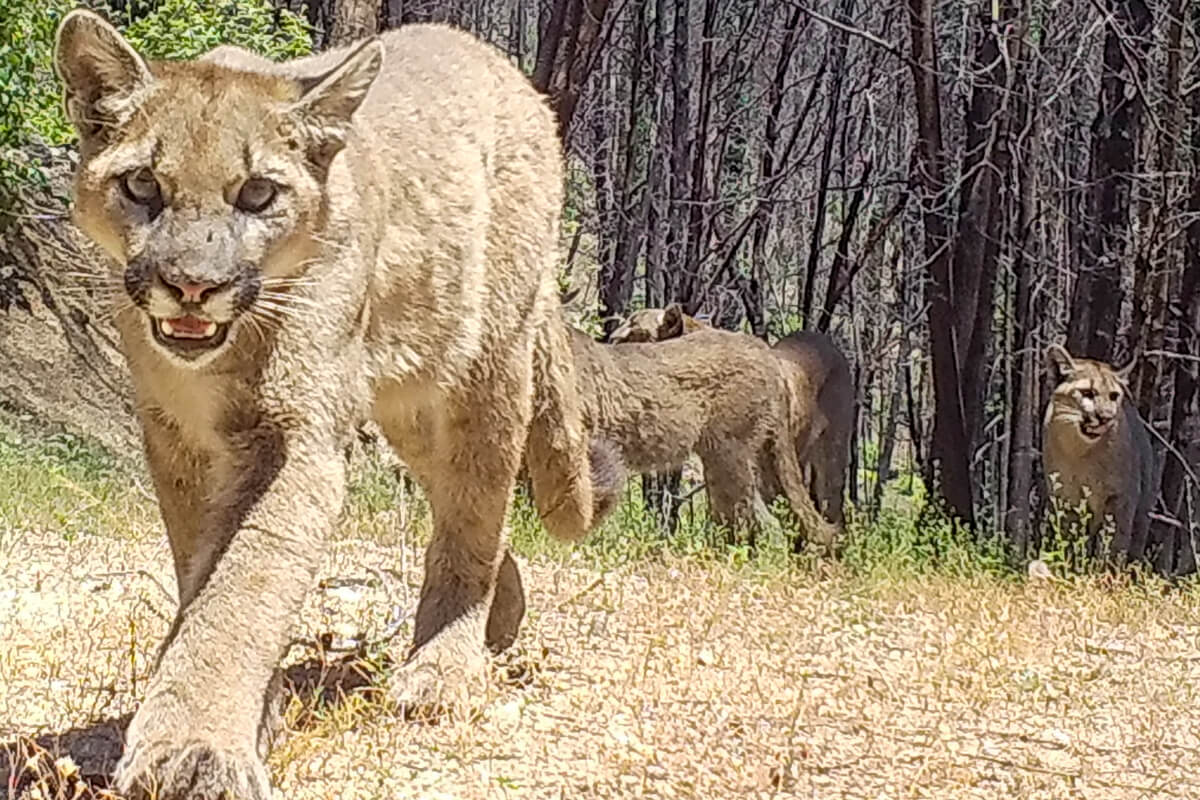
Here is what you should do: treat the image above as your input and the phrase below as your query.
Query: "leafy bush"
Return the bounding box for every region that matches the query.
[0,0,78,204]
[118,0,313,61]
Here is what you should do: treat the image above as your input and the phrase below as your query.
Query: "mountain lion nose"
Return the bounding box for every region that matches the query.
[161,276,224,304]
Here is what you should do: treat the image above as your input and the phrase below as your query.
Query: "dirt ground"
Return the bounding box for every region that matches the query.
[3,522,1199,799]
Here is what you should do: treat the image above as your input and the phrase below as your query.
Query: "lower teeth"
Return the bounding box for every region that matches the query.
[159,320,218,340]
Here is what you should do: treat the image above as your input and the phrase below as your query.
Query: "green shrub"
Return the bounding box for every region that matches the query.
[118,0,313,61]
[839,504,1012,579]
[0,0,78,205]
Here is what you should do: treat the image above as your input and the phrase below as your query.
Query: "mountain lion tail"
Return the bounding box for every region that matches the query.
[776,371,837,552]
[526,315,625,541]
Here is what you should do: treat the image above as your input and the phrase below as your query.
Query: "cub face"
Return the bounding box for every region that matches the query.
[54,10,382,365]
[1046,344,1133,441]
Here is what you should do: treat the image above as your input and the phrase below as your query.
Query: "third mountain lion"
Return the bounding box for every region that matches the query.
[1042,344,1155,565]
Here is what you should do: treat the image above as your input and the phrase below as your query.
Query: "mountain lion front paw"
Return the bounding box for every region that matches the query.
[391,626,491,718]
[116,739,271,800]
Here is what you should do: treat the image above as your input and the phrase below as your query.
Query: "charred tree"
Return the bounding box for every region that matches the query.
[907,0,974,527]
[533,0,615,142]
[1067,0,1152,362]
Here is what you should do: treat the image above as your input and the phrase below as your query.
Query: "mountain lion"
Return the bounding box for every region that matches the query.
[1043,344,1155,566]
[610,304,853,537]
[571,326,837,549]
[54,11,619,799]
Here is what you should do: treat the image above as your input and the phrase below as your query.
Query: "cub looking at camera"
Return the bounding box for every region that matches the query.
[1042,344,1155,565]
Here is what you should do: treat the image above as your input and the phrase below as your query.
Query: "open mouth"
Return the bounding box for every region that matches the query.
[150,314,229,358]
[1079,422,1107,440]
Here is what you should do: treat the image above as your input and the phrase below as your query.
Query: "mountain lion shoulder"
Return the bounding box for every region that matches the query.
[54,11,619,799]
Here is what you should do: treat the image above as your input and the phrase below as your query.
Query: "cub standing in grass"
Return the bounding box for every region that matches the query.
[1043,344,1155,566]
[610,303,853,542]
[572,326,837,551]
[53,11,620,799]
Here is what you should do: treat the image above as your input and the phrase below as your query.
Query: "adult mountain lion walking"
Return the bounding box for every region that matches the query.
[1043,345,1155,566]
[54,12,617,799]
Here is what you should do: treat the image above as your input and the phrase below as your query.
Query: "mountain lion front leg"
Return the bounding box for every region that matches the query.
[373,399,527,657]
[1107,493,1139,568]
[486,550,526,654]
[388,367,531,709]
[140,410,210,610]
[115,416,348,800]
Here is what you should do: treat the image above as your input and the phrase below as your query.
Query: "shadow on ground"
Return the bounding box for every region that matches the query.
[1,652,385,799]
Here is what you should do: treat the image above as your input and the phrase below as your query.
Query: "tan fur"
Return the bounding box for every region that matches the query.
[54,12,614,799]
[571,327,836,549]
[611,306,853,543]
[768,331,853,530]
[1043,344,1155,566]
[608,302,708,343]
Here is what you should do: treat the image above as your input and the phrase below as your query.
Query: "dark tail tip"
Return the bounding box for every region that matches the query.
[588,438,626,525]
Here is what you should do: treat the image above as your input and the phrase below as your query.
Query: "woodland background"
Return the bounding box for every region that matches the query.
[3,0,1200,576]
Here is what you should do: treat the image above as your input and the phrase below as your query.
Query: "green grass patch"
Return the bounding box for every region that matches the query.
[0,407,1133,588]
[0,407,154,546]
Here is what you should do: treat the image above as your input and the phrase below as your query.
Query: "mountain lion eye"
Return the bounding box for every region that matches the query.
[235,178,278,212]
[121,167,162,208]
[1109,391,1119,401]
[1080,388,1096,400]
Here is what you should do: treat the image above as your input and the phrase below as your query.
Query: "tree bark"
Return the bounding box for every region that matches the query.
[1067,0,1152,362]
[801,0,854,327]
[532,0,615,143]
[953,5,1011,450]
[329,0,379,46]
[907,0,974,526]
[1155,0,1200,577]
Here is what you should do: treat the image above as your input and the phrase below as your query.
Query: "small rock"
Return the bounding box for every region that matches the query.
[1027,559,1052,581]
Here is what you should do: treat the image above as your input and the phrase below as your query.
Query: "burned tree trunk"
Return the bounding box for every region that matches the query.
[907,0,974,527]
[1067,0,1152,362]
[0,148,139,456]
[801,0,854,326]
[532,0,614,143]
[953,5,1011,451]
[329,0,379,45]
[1154,0,1200,577]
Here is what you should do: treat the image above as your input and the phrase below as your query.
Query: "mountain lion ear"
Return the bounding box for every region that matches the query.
[659,303,685,340]
[291,38,383,170]
[1045,344,1076,381]
[1114,356,1137,384]
[54,10,154,144]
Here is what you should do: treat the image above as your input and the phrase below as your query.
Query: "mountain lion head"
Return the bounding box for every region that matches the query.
[608,303,707,344]
[1045,344,1134,441]
[54,11,381,364]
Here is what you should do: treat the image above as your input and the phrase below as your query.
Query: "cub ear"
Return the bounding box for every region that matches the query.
[54,10,154,143]
[1045,344,1076,381]
[1114,355,1137,384]
[659,303,685,340]
[292,38,384,169]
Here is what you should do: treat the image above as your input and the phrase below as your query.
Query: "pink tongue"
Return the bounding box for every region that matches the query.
[168,316,211,334]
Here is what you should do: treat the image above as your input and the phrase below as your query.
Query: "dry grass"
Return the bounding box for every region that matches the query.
[2,421,1199,798]
[4,528,1200,798]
